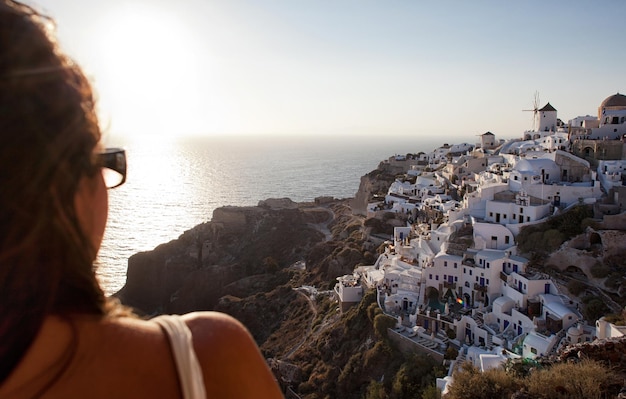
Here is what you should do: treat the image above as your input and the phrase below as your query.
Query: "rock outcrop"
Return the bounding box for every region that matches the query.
[116,199,332,315]
[351,163,398,215]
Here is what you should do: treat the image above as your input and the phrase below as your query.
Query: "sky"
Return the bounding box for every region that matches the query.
[25,0,626,142]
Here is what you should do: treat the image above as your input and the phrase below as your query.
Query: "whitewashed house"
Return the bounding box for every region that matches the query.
[472,222,516,250]
[596,314,626,339]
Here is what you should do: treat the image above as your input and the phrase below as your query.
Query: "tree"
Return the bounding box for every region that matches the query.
[422,385,441,399]
[373,314,396,339]
[445,363,521,399]
[365,380,388,399]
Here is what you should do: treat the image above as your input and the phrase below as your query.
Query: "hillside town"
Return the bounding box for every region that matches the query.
[334,93,626,395]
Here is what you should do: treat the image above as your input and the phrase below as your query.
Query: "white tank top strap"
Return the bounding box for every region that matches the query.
[152,315,207,399]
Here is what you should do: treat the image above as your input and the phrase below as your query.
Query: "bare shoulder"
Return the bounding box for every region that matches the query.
[180,312,284,398]
[181,311,249,342]
[180,311,262,365]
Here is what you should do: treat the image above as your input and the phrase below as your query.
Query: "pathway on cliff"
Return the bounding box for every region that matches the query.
[284,287,318,359]
[308,207,335,241]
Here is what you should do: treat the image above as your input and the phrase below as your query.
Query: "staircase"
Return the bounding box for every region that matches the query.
[486,333,493,349]
[472,311,484,328]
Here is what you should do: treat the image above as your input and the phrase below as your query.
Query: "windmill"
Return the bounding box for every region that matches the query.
[522,91,540,131]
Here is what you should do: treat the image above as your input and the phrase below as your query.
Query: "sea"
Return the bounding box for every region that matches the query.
[96,134,444,296]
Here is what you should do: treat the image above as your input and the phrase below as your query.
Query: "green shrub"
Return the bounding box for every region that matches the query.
[446,363,521,399]
[517,205,594,255]
[590,262,610,278]
[364,380,388,399]
[373,314,396,339]
[391,355,440,399]
[422,385,442,399]
[367,301,382,322]
[583,298,609,322]
[543,229,565,251]
[445,346,459,360]
[525,360,617,399]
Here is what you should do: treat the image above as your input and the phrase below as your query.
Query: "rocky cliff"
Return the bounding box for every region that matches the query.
[351,161,399,215]
[117,198,331,314]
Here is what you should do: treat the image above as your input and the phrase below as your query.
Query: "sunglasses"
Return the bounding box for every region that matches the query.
[97,148,126,189]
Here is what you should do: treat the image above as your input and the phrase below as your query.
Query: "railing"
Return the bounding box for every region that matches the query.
[443,281,457,289]
[474,283,488,293]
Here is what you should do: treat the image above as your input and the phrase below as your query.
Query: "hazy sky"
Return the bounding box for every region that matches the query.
[26,0,626,142]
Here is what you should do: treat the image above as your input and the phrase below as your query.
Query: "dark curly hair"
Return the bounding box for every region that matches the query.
[0,0,111,382]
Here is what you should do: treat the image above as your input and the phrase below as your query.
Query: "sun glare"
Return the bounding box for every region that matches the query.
[90,3,205,139]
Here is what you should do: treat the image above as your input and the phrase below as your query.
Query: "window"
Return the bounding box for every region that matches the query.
[527,216,530,222]
[487,279,489,284]
[444,274,447,279]
[531,347,537,355]
[444,261,448,267]
[470,270,473,276]
[429,274,432,280]
[505,236,510,244]
[463,268,466,274]
[454,263,458,268]
[455,277,458,282]
[520,208,524,214]
[503,214,507,219]
[514,176,518,181]
[487,262,490,269]
[436,275,439,281]
[489,212,493,217]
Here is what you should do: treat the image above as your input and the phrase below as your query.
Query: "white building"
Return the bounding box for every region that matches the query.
[596,314,626,339]
[334,274,364,312]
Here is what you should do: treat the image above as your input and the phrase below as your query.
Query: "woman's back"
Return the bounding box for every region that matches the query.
[0,312,283,398]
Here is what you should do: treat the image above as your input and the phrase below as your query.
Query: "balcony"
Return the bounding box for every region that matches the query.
[443,281,456,289]
[474,283,488,293]
[500,271,508,282]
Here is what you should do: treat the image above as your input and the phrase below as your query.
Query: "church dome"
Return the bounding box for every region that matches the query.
[600,93,626,109]
[514,159,533,172]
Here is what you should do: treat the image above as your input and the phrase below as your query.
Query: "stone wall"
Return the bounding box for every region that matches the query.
[388,329,444,362]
